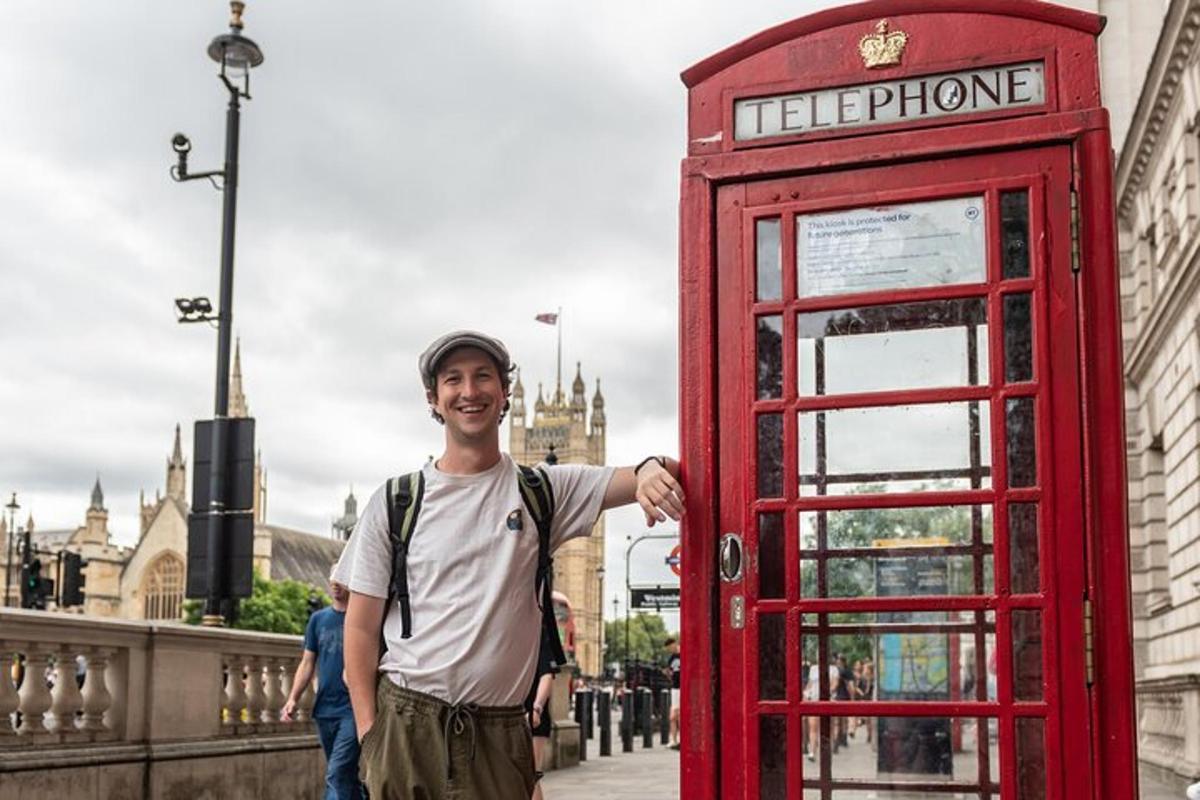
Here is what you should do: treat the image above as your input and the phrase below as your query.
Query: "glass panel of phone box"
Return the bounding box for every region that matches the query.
[753,192,1040,799]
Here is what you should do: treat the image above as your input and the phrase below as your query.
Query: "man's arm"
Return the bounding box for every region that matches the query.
[602,457,684,526]
[530,672,555,728]
[280,650,316,721]
[345,591,386,742]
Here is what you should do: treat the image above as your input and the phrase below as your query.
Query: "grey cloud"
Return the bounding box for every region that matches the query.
[3,0,835,580]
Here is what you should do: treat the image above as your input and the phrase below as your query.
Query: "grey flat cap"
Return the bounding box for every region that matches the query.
[418,330,512,390]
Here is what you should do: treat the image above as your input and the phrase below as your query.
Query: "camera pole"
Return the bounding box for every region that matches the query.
[198,76,242,627]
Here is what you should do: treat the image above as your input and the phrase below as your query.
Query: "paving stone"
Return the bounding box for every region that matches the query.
[540,743,680,799]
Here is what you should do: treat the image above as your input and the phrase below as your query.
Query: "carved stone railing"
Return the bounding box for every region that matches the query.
[1138,674,1200,787]
[0,608,324,799]
[0,608,315,744]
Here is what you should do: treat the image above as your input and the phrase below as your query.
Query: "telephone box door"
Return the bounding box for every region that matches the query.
[716,145,1089,799]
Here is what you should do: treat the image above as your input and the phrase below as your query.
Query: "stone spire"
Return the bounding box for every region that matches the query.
[83,477,109,546]
[166,424,187,501]
[171,423,184,465]
[534,383,546,415]
[90,475,105,511]
[229,337,249,418]
[332,486,358,540]
[511,369,526,423]
[571,362,587,413]
[253,449,267,524]
[592,378,606,429]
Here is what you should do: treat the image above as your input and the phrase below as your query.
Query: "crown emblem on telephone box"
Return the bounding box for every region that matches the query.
[859,19,908,69]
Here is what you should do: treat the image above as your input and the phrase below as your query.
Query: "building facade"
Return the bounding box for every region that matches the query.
[0,343,344,620]
[508,364,607,677]
[1110,0,1200,788]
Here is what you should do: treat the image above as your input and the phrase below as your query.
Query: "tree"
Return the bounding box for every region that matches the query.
[604,613,674,666]
[185,570,328,635]
[799,488,982,669]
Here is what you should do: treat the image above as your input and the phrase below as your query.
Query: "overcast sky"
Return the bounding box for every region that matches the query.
[1,0,858,624]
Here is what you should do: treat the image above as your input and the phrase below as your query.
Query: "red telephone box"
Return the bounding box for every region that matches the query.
[677,2,1135,798]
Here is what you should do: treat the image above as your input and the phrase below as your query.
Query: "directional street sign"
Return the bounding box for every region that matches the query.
[631,585,681,611]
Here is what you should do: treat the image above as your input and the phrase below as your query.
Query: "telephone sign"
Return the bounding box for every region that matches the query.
[677,2,1135,799]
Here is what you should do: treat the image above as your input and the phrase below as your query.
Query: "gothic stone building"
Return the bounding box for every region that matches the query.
[508,364,607,677]
[0,343,344,620]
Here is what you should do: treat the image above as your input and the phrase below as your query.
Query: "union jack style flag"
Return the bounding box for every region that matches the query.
[535,313,559,325]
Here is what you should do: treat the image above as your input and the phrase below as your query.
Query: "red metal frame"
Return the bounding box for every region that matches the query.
[678,2,1134,798]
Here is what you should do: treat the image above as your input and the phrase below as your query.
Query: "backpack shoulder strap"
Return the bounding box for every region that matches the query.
[517,464,567,666]
[386,470,425,640]
[516,464,556,526]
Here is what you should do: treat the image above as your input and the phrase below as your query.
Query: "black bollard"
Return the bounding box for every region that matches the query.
[585,689,595,740]
[621,691,634,752]
[598,691,612,756]
[640,688,654,749]
[574,690,588,761]
[660,688,671,744]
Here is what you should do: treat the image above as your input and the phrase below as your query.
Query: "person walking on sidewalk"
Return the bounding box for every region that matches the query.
[282,570,362,800]
[338,330,686,800]
[664,638,682,750]
[525,627,559,800]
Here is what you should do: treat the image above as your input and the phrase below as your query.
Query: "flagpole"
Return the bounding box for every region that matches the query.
[556,306,562,404]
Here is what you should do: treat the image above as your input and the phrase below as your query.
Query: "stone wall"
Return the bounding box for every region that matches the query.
[0,609,325,799]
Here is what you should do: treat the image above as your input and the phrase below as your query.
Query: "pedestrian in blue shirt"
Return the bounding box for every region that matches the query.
[283,568,362,800]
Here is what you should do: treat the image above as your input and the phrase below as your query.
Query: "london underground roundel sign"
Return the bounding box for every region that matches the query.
[666,544,682,577]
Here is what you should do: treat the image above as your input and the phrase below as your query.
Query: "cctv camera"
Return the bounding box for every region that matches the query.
[171,133,192,154]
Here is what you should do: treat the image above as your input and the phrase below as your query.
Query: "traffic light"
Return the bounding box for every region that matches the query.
[19,559,36,608]
[61,551,86,607]
[20,558,53,610]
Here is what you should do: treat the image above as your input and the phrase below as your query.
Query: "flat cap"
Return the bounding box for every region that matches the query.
[418,330,512,390]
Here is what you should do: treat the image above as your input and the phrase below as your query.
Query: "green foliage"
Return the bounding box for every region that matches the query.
[799,491,981,669]
[184,570,329,635]
[604,613,674,665]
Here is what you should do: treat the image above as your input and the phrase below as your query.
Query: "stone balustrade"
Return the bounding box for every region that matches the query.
[1137,674,1200,790]
[0,608,324,799]
[0,608,316,744]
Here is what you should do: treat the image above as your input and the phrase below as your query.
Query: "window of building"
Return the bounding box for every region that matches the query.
[141,552,185,620]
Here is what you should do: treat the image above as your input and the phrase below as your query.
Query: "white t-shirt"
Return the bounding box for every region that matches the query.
[335,454,614,706]
[804,664,841,701]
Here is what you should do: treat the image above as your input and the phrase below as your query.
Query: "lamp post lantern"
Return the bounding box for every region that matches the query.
[172,1,264,627]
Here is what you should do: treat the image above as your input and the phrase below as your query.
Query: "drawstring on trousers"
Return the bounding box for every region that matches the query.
[443,703,479,782]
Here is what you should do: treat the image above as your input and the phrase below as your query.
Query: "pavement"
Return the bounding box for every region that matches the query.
[540,742,681,800]
[537,721,1185,799]
[1141,768,1185,800]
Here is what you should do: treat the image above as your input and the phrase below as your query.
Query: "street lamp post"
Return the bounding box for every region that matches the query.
[172,1,264,627]
[4,493,18,607]
[624,532,677,670]
[596,564,605,671]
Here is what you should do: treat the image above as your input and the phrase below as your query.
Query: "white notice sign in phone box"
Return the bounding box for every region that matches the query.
[796,196,987,298]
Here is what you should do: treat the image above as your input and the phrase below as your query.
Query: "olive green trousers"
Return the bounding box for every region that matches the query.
[359,678,536,800]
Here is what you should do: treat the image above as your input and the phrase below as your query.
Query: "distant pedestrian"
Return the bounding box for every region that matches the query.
[835,654,853,747]
[805,660,840,761]
[282,569,362,800]
[664,638,682,750]
[526,628,559,800]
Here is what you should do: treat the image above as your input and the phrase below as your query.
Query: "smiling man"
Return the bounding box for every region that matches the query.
[338,330,684,800]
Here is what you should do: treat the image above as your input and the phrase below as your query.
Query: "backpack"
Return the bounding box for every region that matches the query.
[383,463,568,667]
